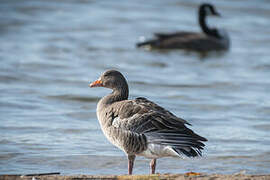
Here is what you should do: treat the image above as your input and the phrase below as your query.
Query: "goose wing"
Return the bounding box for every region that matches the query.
[112,97,190,132]
[111,97,207,157]
[157,33,225,51]
[154,31,198,39]
[137,31,198,48]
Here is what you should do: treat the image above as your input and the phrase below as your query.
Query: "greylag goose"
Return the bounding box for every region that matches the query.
[136,3,230,52]
[89,70,207,174]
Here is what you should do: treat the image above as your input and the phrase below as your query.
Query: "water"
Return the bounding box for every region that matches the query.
[1,0,270,175]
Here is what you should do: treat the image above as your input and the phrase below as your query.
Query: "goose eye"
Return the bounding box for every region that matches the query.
[104,72,113,77]
[104,73,110,77]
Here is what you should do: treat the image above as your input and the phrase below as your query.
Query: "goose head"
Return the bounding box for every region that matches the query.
[199,3,220,17]
[89,70,129,101]
[89,70,128,90]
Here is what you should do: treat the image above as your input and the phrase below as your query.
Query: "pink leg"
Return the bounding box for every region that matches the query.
[128,155,135,175]
[150,159,156,174]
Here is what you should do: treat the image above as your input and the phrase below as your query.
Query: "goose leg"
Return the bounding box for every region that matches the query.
[150,158,156,174]
[128,155,135,175]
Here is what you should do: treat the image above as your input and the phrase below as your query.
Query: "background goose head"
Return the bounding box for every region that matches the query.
[198,3,222,38]
[199,3,220,17]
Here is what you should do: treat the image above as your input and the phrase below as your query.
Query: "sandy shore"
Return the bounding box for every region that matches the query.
[1,174,270,180]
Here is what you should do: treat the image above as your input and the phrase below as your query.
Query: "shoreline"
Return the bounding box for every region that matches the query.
[1,173,270,180]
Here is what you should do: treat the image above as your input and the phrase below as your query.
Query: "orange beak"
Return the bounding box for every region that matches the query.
[89,79,103,88]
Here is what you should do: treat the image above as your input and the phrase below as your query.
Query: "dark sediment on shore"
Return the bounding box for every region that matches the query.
[1,174,270,180]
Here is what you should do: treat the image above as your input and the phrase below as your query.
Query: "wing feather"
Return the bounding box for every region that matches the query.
[111,97,207,158]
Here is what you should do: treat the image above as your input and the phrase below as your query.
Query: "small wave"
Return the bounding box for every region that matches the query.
[253,124,270,132]
[46,95,99,102]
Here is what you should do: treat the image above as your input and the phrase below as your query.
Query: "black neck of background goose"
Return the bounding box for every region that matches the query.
[198,7,220,38]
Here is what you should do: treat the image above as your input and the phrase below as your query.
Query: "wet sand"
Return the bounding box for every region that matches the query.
[1,174,270,180]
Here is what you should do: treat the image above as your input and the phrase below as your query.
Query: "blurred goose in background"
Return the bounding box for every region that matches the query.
[89,70,207,175]
[137,3,230,52]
